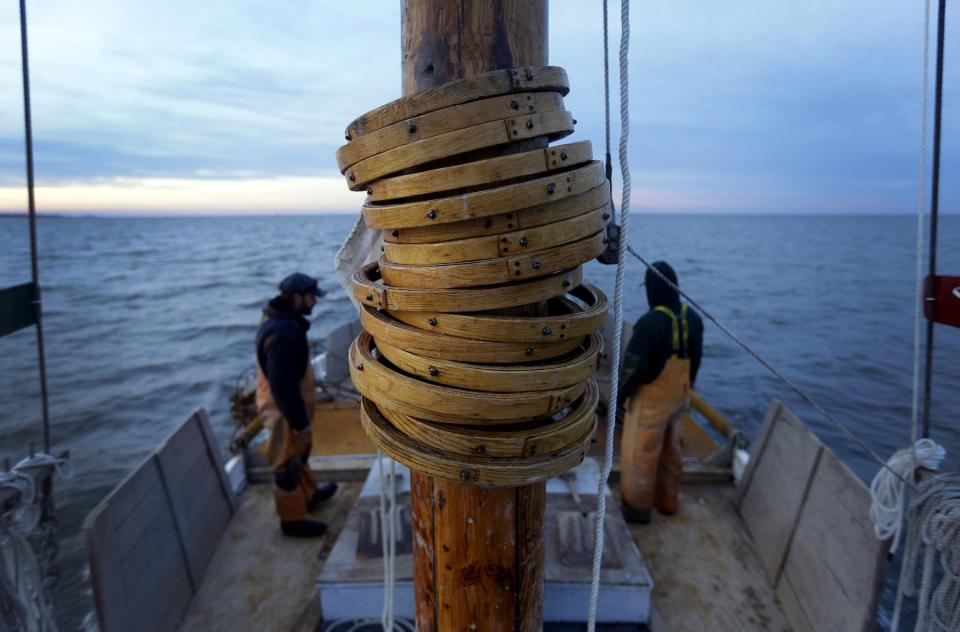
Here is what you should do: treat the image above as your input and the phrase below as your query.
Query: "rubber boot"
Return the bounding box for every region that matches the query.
[621,503,651,525]
[308,482,339,511]
[281,520,328,538]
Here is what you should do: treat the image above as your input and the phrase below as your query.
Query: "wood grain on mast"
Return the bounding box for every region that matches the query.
[402,2,549,630]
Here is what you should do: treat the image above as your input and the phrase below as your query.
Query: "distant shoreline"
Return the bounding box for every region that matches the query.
[0,210,950,219]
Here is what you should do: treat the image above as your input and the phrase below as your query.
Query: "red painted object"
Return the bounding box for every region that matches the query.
[925,275,960,328]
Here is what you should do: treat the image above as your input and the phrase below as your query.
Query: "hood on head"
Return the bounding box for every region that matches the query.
[645,260,680,309]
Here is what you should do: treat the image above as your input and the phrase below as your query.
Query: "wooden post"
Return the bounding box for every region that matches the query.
[403,2,549,630]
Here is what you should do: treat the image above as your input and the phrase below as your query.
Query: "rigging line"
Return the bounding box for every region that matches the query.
[626,245,919,492]
[588,0,629,629]
[19,0,51,454]
[602,0,613,193]
[921,0,947,439]
[911,0,932,472]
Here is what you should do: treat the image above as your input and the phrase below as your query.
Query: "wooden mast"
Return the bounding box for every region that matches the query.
[401,2,549,630]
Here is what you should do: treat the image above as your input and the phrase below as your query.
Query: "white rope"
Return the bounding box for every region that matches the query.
[890,4,933,627]
[376,453,398,632]
[893,473,960,632]
[588,0,629,628]
[628,245,919,489]
[869,439,944,552]
[0,453,71,632]
[910,0,931,473]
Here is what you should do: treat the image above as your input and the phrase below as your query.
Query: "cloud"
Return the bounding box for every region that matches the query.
[0,0,956,213]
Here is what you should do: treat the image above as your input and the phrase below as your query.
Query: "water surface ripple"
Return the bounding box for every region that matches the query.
[0,214,957,629]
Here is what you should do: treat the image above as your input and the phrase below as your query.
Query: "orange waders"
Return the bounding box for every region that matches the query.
[621,305,691,515]
[256,361,317,523]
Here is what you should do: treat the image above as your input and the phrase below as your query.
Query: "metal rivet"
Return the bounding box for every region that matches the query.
[407,121,417,133]
[528,105,534,111]
[484,219,493,228]
[510,100,519,110]
[429,367,439,377]
[525,119,534,129]
[512,130,518,136]
[514,261,521,267]
[460,470,471,481]
[525,347,534,356]
[392,229,399,237]
[560,151,568,160]
[525,70,534,80]
[426,209,437,219]
[519,237,528,246]
[532,260,541,269]
[547,183,556,194]
[428,318,437,326]
[542,326,553,336]
[500,237,508,243]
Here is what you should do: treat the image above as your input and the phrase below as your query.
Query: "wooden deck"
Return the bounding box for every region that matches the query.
[205,399,792,631]
[622,483,791,632]
[178,482,362,631]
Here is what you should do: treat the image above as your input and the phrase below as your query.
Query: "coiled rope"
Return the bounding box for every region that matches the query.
[893,474,960,632]
[587,0,629,629]
[0,453,72,632]
[869,439,945,554]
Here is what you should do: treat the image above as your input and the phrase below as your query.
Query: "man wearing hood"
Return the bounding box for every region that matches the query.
[256,273,337,537]
[620,261,704,524]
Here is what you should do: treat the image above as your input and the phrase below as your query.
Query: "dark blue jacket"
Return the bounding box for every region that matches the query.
[621,262,704,402]
[256,297,311,431]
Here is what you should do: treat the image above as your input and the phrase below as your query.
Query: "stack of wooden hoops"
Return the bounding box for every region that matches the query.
[339,66,610,487]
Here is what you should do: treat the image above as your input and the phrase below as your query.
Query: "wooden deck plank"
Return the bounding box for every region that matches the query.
[156,411,235,588]
[178,483,362,631]
[624,483,791,632]
[736,404,822,583]
[85,456,194,632]
[776,452,887,632]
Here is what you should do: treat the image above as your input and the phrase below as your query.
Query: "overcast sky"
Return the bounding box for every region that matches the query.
[0,0,956,213]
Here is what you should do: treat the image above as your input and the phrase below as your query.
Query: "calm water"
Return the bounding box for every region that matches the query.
[1,213,957,629]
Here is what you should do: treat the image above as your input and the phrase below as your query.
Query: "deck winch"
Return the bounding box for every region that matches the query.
[338,65,609,489]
